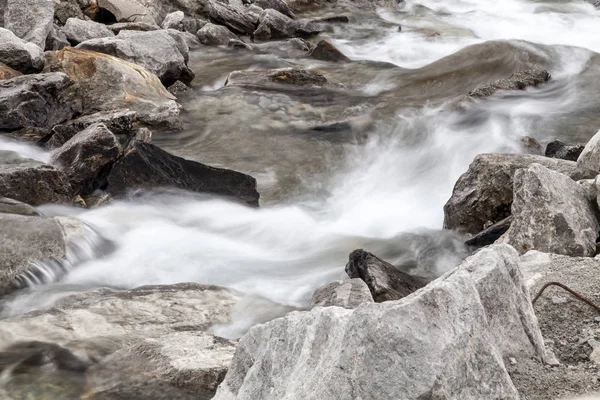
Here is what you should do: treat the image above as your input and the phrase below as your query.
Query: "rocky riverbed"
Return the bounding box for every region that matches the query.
[1,0,600,398]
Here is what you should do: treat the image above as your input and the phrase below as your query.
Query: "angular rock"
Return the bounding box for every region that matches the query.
[161,10,185,29]
[576,129,600,177]
[4,0,54,48]
[106,22,161,34]
[45,24,70,51]
[253,9,321,40]
[0,197,40,216]
[106,142,260,206]
[167,80,191,97]
[468,69,551,99]
[0,72,78,131]
[0,28,44,73]
[207,0,256,35]
[165,29,192,61]
[77,29,194,86]
[345,249,429,302]
[465,216,512,248]
[253,0,295,18]
[310,278,373,309]
[545,139,584,162]
[444,153,579,234]
[182,17,208,34]
[499,163,599,257]
[44,47,182,130]
[53,0,86,25]
[51,123,122,195]
[61,18,115,45]
[0,62,21,80]
[96,0,157,25]
[197,23,239,46]
[228,38,252,50]
[309,39,349,62]
[225,68,327,88]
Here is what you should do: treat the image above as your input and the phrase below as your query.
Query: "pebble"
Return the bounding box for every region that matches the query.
[552,296,568,304]
[509,357,517,365]
[595,317,600,322]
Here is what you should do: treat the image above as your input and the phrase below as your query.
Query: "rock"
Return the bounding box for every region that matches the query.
[0,28,44,73]
[577,129,600,177]
[45,24,70,51]
[106,22,161,34]
[4,0,54,48]
[4,126,51,144]
[123,127,152,153]
[228,38,252,50]
[182,17,207,34]
[545,139,584,162]
[0,62,21,80]
[468,69,551,99]
[498,163,599,257]
[161,10,184,29]
[207,0,256,35]
[214,245,548,400]
[43,47,182,130]
[76,29,194,86]
[520,135,543,155]
[465,216,512,248]
[61,18,115,45]
[310,278,374,309]
[443,153,579,234]
[253,9,321,40]
[225,68,327,87]
[0,197,40,215]
[197,23,239,46]
[106,142,260,206]
[53,0,86,25]
[51,123,122,195]
[167,80,191,97]
[345,249,429,302]
[0,72,78,131]
[82,191,112,208]
[309,39,349,62]
[167,28,198,54]
[0,151,73,205]
[96,0,157,25]
[253,0,295,18]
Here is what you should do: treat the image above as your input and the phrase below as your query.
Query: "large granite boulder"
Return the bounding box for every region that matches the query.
[0,28,44,73]
[61,18,115,45]
[4,0,54,48]
[106,142,260,206]
[310,278,373,309]
[253,9,321,40]
[499,164,599,257]
[444,153,579,234]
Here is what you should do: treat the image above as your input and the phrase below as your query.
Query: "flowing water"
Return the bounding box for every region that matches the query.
[2,0,600,331]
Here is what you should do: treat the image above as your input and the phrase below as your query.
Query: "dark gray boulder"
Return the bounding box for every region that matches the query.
[207,0,256,35]
[253,9,321,40]
[4,0,54,48]
[197,23,239,46]
[61,18,115,45]
[309,39,349,62]
[545,139,584,162]
[45,25,70,51]
[0,28,44,73]
[253,0,295,18]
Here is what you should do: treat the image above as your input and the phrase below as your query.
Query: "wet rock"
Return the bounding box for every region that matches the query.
[82,191,113,208]
[167,80,191,97]
[545,139,584,162]
[0,63,21,80]
[228,39,252,50]
[253,0,295,18]
[0,197,40,216]
[4,126,51,144]
[465,216,512,248]
[51,123,122,195]
[0,72,78,131]
[498,163,599,257]
[225,68,327,87]
[468,69,551,99]
[520,136,543,155]
[123,127,152,153]
[197,22,239,46]
[161,10,184,29]
[106,22,161,34]
[106,142,260,206]
[77,29,194,86]
[253,9,321,40]
[4,0,54,48]
[310,278,374,309]
[443,153,579,234]
[207,0,256,35]
[61,18,115,45]
[182,17,208,34]
[576,129,600,178]
[96,0,157,25]
[0,28,44,73]
[345,249,429,302]
[309,39,349,62]
[45,24,70,51]
[44,47,182,130]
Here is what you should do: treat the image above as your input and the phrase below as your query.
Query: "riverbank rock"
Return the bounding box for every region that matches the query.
[468,69,551,99]
[4,0,54,48]
[61,18,115,45]
[309,39,349,62]
[96,0,157,25]
[161,10,184,29]
[253,9,321,40]
[197,23,239,46]
[310,278,373,309]
[345,249,429,302]
[498,164,599,257]
[0,197,40,216]
[44,47,182,130]
[207,0,256,35]
[46,25,70,51]
[0,28,44,73]
[545,139,584,162]
[577,129,600,178]
[0,63,21,80]
[253,0,295,18]
[106,142,260,206]
[444,153,578,234]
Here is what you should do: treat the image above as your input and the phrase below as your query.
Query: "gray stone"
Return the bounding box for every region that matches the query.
[0,197,40,215]
[165,28,192,61]
[53,0,86,25]
[161,10,184,29]
[0,28,44,73]
[465,216,512,248]
[468,69,551,99]
[498,163,599,257]
[577,129,600,177]
[197,23,239,46]
[51,123,122,195]
[96,0,157,25]
[545,139,584,162]
[444,153,579,234]
[253,0,295,18]
[82,191,113,208]
[167,80,191,97]
[225,68,327,87]
[45,24,70,51]
[310,278,373,309]
[253,9,321,40]
[61,18,115,45]
[181,17,207,34]
[309,39,349,61]
[207,0,256,35]
[4,0,54,48]
[106,22,161,34]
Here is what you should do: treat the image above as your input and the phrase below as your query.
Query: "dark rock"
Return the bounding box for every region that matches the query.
[0,28,44,73]
[311,278,374,309]
[106,22,161,34]
[61,18,115,45]
[0,197,40,216]
[309,39,349,62]
[253,9,321,40]
[167,81,191,97]
[82,191,113,208]
[123,127,152,153]
[4,126,51,144]
[207,0,256,35]
[225,68,327,87]
[228,39,253,50]
[182,18,208,34]
[106,142,260,206]
[468,69,551,99]
[312,15,349,23]
[545,140,584,162]
[4,0,54,48]
[197,23,239,46]
[465,216,512,248]
[345,249,429,302]
[0,62,22,80]
[45,25,70,51]
[0,341,89,373]
[253,0,295,18]
[520,136,542,155]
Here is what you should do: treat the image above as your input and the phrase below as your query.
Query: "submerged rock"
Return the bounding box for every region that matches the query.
[225,68,327,87]
[61,18,115,45]
[4,0,54,48]
[253,9,321,40]
[310,278,374,309]
[545,139,584,162]
[0,28,44,73]
[309,39,349,62]
[468,69,551,99]
[197,23,239,46]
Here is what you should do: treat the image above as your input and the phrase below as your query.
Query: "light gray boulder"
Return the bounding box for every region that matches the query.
[0,28,44,73]
[197,23,239,46]
[4,0,54,48]
[0,197,40,216]
[61,18,115,45]
[161,10,185,29]
[577,129,600,178]
[253,9,321,40]
[96,0,157,25]
[310,278,373,309]
[444,153,579,235]
[499,163,599,257]
[207,0,256,35]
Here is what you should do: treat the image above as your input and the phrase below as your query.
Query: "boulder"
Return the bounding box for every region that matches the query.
[161,10,184,29]
[61,18,115,45]
[0,62,21,80]
[468,69,551,99]
[225,68,327,88]
[77,29,194,86]
[465,216,512,248]
[43,47,182,130]
[106,22,161,34]
[4,0,54,48]
[253,9,321,40]
[197,23,239,46]
[0,72,78,131]
[106,142,260,206]
[443,153,579,234]
[53,0,86,25]
[310,278,373,309]
[182,17,208,34]
[345,249,429,302]
[0,151,73,205]
[576,129,600,177]
[207,0,256,35]
[498,163,599,257]
[45,24,70,51]
[96,0,157,25]
[253,0,295,18]
[309,39,349,62]
[0,28,44,73]
[545,139,584,162]
[51,123,122,195]
[0,197,40,215]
